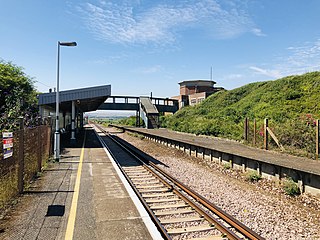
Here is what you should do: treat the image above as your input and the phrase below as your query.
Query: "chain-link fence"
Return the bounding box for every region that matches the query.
[0,124,52,209]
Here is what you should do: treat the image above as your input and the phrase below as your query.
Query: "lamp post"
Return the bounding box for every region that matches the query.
[54,41,77,161]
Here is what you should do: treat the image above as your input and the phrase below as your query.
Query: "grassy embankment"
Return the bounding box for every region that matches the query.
[163,72,320,158]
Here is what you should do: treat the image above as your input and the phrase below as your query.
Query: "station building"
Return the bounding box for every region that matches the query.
[172,80,224,108]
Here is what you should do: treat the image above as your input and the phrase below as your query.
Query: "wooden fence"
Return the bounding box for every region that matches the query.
[244,117,320,159]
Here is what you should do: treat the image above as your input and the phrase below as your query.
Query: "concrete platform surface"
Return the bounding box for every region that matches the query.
[123,127,320,176]
[0,127,154,240]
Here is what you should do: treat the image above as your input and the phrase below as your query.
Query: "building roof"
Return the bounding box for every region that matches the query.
[178,79,216,86]
[38,85,111,112]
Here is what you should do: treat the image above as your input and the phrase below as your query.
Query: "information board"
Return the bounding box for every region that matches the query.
[2,132,13,159]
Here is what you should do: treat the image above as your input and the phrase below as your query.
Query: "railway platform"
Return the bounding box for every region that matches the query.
[114,126,320,196]
[0,126,159,240]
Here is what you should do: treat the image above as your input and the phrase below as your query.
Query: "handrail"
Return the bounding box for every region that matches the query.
[105,95,178,106]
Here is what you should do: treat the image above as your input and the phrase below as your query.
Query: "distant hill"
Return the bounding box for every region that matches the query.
[164,72,320,157]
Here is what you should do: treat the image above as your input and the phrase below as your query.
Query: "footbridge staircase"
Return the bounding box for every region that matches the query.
[140,97,159,129]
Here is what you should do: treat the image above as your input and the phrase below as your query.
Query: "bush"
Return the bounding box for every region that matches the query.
[282,178,300,196]
[223,162,231,169]
[118,116,144,127]
[246,170,261,182]
[0,61,38,130]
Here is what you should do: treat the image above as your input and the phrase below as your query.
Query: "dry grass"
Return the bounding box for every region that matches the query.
[0,170,18,211]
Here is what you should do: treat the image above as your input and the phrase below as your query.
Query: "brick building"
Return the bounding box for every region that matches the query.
[172,80,223,108]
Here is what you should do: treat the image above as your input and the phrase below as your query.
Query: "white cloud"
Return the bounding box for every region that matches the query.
[88,53,129,64]
[222,73,243,80]
[134,65,163,74]
[249,39,320,78]
[286,39,320,69]
[76,0,264,44]
[249,66,282,78]
[251,28,266,37]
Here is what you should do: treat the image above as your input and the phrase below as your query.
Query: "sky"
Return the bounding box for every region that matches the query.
[1,0,320,100]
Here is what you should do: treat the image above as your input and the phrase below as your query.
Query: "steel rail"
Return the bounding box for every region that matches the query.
[94,123,264,240]
[122,150,241,239]
[106,132,243,240]
[113,134,264,240]
[94,125,171,240]
[151,163,264,240]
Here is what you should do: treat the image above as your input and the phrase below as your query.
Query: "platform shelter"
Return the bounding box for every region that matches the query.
[38,85,111,141]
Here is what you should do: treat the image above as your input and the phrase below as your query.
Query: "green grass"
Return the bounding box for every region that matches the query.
[128,132,145,140]
[282,178,300,196]
[223,162,231,170]
[245,170,262,182]
[163,72,320,158]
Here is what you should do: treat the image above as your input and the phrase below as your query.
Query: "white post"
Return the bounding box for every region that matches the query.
[54,42,61,161]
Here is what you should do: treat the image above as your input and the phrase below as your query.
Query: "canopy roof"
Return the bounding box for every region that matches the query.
[38,85,111,112]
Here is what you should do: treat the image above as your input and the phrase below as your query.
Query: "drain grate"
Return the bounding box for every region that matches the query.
[46,205,65,217]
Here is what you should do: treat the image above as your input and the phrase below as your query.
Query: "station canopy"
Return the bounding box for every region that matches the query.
[38,85,111,112]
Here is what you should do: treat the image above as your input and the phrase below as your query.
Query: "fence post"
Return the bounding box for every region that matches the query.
[244,117,248,141]
[316,119,319,160]
[37,125,42,172]
[253,119,256,146]
[17,117,24,194]
[247,118,249,142]
[47,116,53,156]
[264,118,268,150]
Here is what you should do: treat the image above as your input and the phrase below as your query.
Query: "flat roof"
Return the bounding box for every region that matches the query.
[179,80,216,86]
[38,85,111,112]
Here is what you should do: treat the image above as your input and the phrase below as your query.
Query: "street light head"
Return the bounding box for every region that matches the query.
[59,41,77,47]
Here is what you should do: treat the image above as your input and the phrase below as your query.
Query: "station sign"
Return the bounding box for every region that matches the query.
[2,132,13,159]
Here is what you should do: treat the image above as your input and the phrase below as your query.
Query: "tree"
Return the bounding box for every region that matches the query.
[0,61,38,130]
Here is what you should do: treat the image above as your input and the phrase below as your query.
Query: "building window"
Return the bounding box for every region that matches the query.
[198,98,205,103]
[190,99,197,105]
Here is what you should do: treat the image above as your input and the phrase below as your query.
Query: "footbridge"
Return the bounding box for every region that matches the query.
[98,95,179,128]
[38,85,179,142]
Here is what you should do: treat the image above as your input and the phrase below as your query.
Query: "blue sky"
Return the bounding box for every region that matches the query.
[1,0,320,99]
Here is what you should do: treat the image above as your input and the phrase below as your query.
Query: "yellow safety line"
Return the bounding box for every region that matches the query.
[65,131,86,240]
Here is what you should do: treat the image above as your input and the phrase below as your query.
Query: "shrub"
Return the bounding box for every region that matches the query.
[118,116,144,127]
[0,61,38,130]
[282,178,300,196]
[276,116,316,154]
[223,162,231,169]
[246,170,261,182]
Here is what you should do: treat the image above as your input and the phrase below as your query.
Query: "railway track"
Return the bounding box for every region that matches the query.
[93,123,264,240]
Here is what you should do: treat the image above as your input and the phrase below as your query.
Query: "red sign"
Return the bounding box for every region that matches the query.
[2,132,13,159]
[3,139,13,145]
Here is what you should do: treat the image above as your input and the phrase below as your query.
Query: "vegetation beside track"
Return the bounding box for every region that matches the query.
[163,71,320,158]
[91,116,144,128]
[92,72,320,158]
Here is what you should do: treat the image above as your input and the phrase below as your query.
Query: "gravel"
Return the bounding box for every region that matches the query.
[118,131,320,240]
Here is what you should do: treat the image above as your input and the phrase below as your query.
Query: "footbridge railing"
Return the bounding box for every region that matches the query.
[98,96,179,113]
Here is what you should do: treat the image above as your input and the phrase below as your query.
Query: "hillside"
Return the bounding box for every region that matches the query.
[164,72,320,157]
